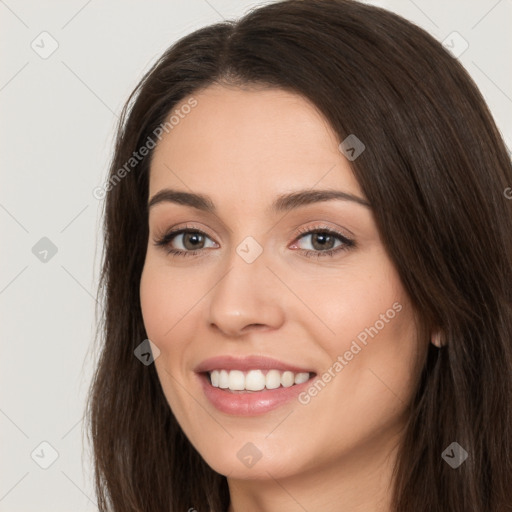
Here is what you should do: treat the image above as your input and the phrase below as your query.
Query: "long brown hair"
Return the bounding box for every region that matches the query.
[85,1,512,510]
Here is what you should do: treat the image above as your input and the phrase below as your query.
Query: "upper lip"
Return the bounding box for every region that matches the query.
[194,355,315,374]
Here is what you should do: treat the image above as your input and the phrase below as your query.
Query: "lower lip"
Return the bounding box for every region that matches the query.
[197,372,315,416]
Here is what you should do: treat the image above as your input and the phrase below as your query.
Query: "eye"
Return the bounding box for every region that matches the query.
[153,225,218,257]
[291,225,355,258]
[153,223,355,259]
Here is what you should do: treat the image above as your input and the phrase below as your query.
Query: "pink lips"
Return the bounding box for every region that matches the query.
[195,355,316,416]
[194,354,313,374]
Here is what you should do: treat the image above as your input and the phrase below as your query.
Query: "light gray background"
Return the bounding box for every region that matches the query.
[1,1,511,510]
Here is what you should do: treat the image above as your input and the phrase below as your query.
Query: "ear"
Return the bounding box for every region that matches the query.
[431,330,444,348]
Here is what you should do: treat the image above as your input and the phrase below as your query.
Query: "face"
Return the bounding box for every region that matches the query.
[140,84,421,481]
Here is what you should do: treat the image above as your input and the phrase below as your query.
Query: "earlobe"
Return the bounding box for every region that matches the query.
[431,331,444,348]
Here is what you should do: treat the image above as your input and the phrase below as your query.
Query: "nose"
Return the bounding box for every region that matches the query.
[206,246,286,337]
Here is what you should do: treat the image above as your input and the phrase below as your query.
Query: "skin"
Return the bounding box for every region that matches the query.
[140,84,424,512]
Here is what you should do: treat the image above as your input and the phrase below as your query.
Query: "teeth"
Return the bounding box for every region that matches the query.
[281,371,295,387]
[208,369,311,391]
[294,372,309,384]
[228,370,245,390]
[266,369,281,389]
[218,370,229,389]
[246,369,266,391]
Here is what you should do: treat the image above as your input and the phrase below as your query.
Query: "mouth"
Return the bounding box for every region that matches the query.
[195,356,317,415]
[197,370,316,415]
[204,368,314,393]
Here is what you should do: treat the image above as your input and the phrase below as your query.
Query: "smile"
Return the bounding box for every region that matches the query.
[195,355,317,415]
[208,369,311,391]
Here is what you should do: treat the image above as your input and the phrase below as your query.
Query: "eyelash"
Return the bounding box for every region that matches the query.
[153,223,355,259]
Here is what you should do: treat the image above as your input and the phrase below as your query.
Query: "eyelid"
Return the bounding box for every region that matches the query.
[153,221,356,257]
[153,222,216,242]
[292,223,354,242]
[292,219,356,240]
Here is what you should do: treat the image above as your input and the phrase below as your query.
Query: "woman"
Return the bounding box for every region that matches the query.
[86,1,512,511]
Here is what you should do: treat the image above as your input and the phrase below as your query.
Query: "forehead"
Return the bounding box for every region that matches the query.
[149,84,363,202]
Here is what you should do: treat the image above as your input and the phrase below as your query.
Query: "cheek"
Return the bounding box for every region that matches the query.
[139,263,194,401]
[306,259,419,412]
[313,262,405,351]
[139,263,199,414]
[139,259,216,407]
[139,260,204,344]
[139,266,171,340]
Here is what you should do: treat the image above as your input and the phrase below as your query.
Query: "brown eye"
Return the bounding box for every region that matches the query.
[309,232,337,251]
[295,229,353,252]
[291,226,356,259]
[181,232,206,250]
[154,228,217,256]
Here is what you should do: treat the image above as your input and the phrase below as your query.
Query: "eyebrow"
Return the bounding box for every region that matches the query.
[147,188,371,213]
